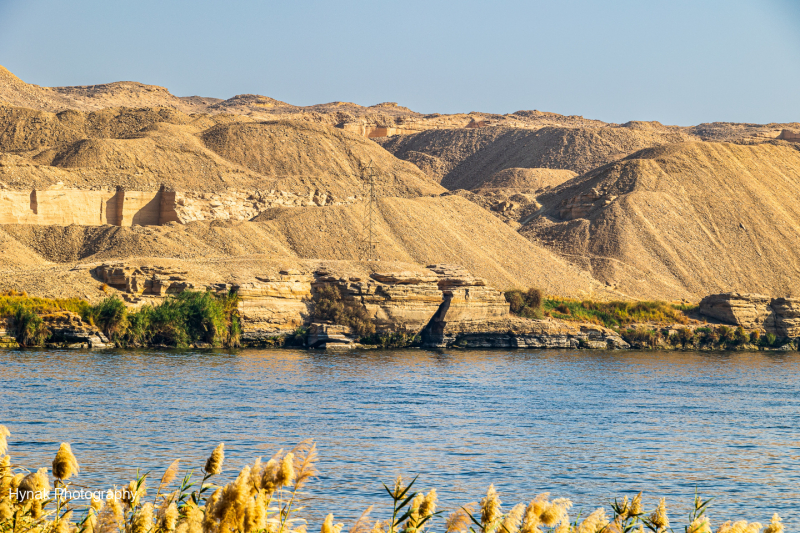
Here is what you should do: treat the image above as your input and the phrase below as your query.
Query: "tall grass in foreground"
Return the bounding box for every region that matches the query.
[0,426,784,533]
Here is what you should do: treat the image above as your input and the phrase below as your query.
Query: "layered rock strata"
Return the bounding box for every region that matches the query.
[95,264,196,298]
[0,186,178,226]
[698,292,800,336]
[421,316,629,349]
[0,185,360,226]
[42,312,110,348]
[235,271,313,342]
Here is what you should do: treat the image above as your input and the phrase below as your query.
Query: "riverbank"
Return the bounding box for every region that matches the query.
[2,284,799,352]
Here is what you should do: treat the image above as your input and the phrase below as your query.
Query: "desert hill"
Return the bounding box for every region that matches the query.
[377,125,693,188]
[0,104,442,199]
[473,168,578,193]
[0,195,614,300]
[3,64,800,304]
[521,140,800,300]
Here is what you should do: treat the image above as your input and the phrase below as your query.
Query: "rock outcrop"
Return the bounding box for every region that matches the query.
[697,293,775,330]
[422,316,629,349]
[0,186,178,226]
[236,271,313,342]
[699,293,800,337]
[95,264,196,298]
[42,312,110,348]
[778,129,800,142]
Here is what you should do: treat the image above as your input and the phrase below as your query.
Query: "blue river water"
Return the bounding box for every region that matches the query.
[1,348,798,528]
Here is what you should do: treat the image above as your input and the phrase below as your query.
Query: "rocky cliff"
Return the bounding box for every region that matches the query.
[699,293,800,337]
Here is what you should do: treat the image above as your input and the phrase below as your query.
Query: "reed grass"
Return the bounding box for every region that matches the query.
[0,425,783,533]
[504,289,697,329]
[542,298,694,329]
[0,290,91,320]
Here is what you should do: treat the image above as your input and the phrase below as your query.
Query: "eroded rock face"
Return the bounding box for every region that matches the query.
[0,187,175,225]
[421,264,511,346]
[314,269,444,332]
[236,271,313,342]
[698,293,775,330]
[421,316,629,349]
[699,293,800,336]
[770,298,800,337]
[778,129,800,142]
[173,189,358,222]
[95,264,196,297]
[42,311,109,348]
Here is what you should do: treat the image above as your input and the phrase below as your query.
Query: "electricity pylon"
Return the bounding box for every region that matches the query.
[360,159,380,261]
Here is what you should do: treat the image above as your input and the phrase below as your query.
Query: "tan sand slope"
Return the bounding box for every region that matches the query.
[378,125,692,188]
[0,104,443,198]
[521,141,800,300]
[473,167,578,193]
[1,195,612,297]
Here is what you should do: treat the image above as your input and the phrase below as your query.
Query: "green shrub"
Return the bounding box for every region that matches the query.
[505,288,543,319]
[285,326,309,347]
[762,332,777,347]
[124,305,153,347]
[733,326,749,345]
[90,296,128,341]
[542,298,692,328]
[749,330,761,344]
[312,284,375,336]
[12,307,50,347]
[361,330,420,348]
[621,328,661,347]
[716,325,735,345]
[677,327,695,348]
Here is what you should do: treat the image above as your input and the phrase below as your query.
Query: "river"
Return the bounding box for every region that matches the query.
[1,348,798,528]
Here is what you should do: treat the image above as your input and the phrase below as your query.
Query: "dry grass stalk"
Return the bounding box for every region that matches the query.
[0,433,787,533]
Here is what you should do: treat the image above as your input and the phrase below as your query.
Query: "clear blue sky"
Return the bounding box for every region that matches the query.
[1,0,799,126]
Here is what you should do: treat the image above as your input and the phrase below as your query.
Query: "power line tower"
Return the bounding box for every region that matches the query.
[360,159,380,261]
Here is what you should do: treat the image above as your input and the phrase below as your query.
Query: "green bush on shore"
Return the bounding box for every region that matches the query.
[103,290,242,348]
[1,290,241,348]
[312,284,376,336]
[504,288,544,318]
[504,289,697,329]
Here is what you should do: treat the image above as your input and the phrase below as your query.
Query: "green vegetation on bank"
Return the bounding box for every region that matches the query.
[622,325,787,350]
[504,289,695,329]
[92,291,242,348]
[0,290,91,317]
[0,290,241,348]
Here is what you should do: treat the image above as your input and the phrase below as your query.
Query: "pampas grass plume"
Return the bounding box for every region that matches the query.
[480,484,502,528]
[52,443,80,481]
[0,426,9,456]
[205,444,225,475]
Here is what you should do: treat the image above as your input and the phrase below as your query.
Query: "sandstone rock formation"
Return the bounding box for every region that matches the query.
[699,293,800,337]
[421,315,629,349]
[236,271,313,342]
[778,129,800,142]
[698,293,775,330]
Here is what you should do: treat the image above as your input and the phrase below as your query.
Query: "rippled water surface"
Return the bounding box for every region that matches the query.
[2,349,799,527]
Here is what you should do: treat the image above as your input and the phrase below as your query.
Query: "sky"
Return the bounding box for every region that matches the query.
[1,0,799,126]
